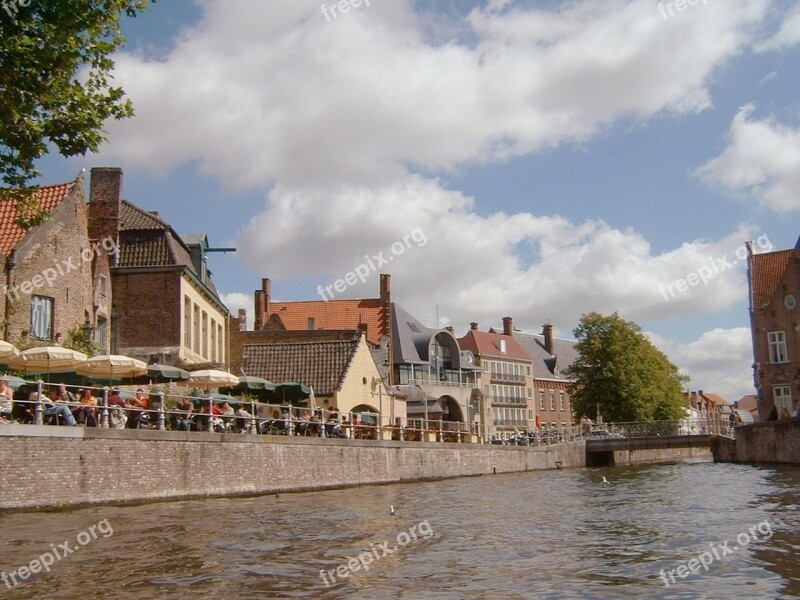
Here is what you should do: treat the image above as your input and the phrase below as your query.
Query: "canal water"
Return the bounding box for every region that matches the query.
[1,460,798,599]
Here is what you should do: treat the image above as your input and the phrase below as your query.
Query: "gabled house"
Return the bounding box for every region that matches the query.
[514,323,579,430]
[87,167,229,368]
[235,329,399,420]
[252,274,391,346]
[380,303,482,431]
[458,318,535,439]
[747,240,800,421]
[0,173,112,352]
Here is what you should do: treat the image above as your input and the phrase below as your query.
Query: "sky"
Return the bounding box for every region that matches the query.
[34,0,800,402]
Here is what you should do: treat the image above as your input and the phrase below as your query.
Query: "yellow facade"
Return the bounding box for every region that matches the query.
[180,276,228,367]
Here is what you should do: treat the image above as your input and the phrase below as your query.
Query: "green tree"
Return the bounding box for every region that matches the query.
[566,312,689,423]
[63,324,99,357]
[0,0,153,226]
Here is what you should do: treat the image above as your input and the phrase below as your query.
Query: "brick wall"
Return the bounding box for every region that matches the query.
[0,427,586,510]
[4,180,97,344]
[111,269,182,356]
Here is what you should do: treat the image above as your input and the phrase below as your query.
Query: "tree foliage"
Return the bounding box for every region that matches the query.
[566,312,689,423]
[0,0,153,225]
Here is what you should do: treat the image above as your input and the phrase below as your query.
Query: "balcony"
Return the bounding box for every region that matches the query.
[491,395,527,406]
[489,372,525,384]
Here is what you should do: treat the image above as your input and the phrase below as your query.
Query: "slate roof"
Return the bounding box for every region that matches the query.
[513,331,579,381]
[0,180,77,255]
[391,303,479,370]
[458,329,530,362]
[266,298,386,346]
[749,250,793,310]
[116,199,220,298]
[241,335,362,396]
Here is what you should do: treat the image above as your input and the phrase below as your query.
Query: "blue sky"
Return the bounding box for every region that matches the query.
[35,0,800,400]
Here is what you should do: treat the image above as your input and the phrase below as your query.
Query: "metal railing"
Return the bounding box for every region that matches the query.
[0,382,739,444]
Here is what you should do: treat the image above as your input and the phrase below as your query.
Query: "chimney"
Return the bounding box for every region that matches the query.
[542,323,554,355]
[254,278,270,330]
[88,167,123,250]
[379,274,391,337]
[470,322,478,331]
[502,316,513,337]
[237,309,247,332]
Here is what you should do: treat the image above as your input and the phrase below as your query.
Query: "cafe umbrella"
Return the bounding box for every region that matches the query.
[76,354,148,381]
[10,346,88,382]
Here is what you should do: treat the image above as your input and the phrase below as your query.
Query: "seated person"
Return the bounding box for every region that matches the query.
[74,387,98,427]
[43,386,77,426]
[107,388,127,428]
[12,385,34,423]
[235,405,252,432]
[325,409,344,437]
[172,396,194,431]
[295,409,312,436]
[219,401,235,430]
[0,377,14,421]
[126,388,150,429]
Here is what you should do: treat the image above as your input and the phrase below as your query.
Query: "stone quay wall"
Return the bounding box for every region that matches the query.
[712,418,800,465]
[0,426,587,510]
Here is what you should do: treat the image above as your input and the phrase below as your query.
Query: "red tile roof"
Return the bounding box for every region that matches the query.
[457,330,530,361]
[0,182,77,255]
[750,250,793,309]
[267,299,386,345]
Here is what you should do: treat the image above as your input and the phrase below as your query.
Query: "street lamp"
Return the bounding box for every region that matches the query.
[83,320,94,355]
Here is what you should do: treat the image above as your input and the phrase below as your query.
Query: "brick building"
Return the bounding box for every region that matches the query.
[87,167,229,368]
[252,274,391,346]
[747,239,800,421]
[0,173,112,352]
[514,323,578,431]
[458,318,535,439]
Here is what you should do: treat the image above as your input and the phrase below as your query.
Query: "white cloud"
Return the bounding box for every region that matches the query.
[756,3,800,51]
[696,105,800,212]
[220,292,253,328]
[648,328,755,402]
[101,0,771,188]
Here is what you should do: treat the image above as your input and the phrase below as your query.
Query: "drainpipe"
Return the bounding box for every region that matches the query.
[4,252,15,340]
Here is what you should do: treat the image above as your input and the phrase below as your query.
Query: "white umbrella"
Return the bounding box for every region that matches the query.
[10,346,88,373]
[188,369,240,391]
[77,355,148,380]
[0,340,19,362]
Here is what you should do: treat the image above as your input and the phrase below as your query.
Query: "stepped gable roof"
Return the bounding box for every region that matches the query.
[749,249,793,310]
[241,332,363,396]
[267,298,384,345]
[0,180,78,255]
[513,331,578,381]
[457,329,529,361]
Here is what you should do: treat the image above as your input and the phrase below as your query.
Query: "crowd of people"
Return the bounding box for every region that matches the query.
[0,379,352,437]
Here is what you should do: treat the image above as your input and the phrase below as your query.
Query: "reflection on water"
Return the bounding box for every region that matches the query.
[1,461,798,599]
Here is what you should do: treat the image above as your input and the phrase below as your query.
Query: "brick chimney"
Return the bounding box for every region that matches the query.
[379,274,391,337]
[254,278,270,330]
[237,309,247,331]
[470,322,478,331]
[502,316,513,336]
[542,323,554,355]
[88,167,123,254]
